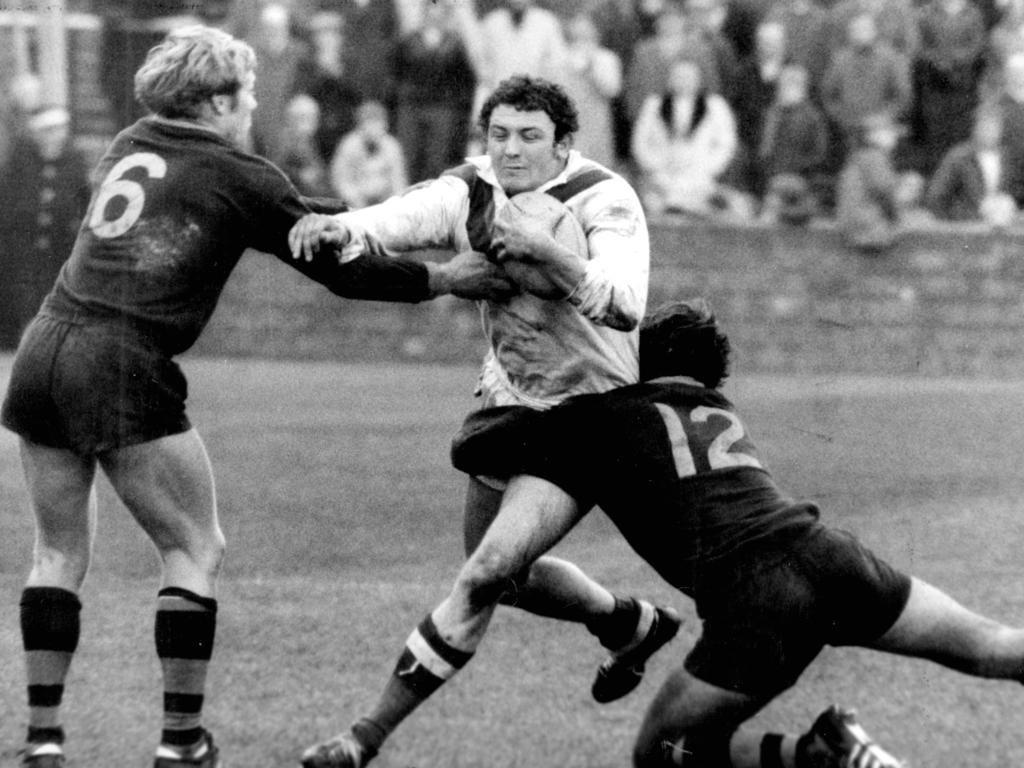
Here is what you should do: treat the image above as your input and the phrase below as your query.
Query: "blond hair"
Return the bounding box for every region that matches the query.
[134,25,255,119]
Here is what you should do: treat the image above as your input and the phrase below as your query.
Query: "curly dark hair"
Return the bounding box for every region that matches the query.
[639,299,731,388]
[477,74,579,141]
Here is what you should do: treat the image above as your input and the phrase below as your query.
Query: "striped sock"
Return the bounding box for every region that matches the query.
[20,586,81,746]
[154,587,217,751]
[364,614,474,740]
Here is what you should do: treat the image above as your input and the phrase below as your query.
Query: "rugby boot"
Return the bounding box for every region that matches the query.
[300,732,375,768]
[799,705,906,768]
[153,729,220,768]
[592,602,682,703]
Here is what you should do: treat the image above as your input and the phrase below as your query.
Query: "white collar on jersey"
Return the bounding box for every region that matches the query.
[465,149,586,194]
[647,376,706,388]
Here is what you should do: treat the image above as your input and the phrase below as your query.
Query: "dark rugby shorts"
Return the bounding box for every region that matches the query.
[685,525,912,698]
[0,314,191,455]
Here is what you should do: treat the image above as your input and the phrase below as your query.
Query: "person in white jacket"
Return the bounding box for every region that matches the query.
[632,57,747,217]
[290,75,676,768]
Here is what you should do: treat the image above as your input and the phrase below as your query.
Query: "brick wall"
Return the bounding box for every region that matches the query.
[193,219,1024,378]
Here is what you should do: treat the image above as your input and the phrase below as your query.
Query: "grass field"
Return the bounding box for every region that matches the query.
[2,356,1024,768]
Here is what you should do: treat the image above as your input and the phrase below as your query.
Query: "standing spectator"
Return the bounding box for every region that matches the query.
[0,106,90,350]
[821,12,913,156]
[273,94,336,197]
[339,0,401,110]
[730,20,788,194]
[631,57,748,217]
[330,100,408,209]
[560,12,622,170]
[827,0,920,60]
[836,112,905,252]
[293,12,363,165]
[765,0,830,97]
[998,51,1024,201]
[624,9,720,124]
[249,2,306,159]
[470,0,567,105]
[759,63,830,216]
[392,0,476,184]
[913,0,988,175]
[927,105,1019,224]
[684,0,741,101]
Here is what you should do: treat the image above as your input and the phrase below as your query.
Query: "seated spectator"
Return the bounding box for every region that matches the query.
[330,100,408,209]
[393,0,476,184]
[759,63,829,218]
[927,106,1019,225]
[836,112,905,252]
[765,0,830,96]
[293,12,363,165]
[913,0,987,176]
[631,57,751,218]
[561,11,623,170]
[821,11,912,157]
[273,94,335,198]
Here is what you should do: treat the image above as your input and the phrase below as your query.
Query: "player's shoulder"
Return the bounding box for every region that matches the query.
[562,155,644,219]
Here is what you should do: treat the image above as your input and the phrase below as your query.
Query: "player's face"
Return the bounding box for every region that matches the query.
[486,105,569,196]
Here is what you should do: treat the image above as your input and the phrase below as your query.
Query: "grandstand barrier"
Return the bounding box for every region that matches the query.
[192,218,1024,378]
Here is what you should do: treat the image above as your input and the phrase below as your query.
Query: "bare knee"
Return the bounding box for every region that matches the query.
[30,540,92,590]
[454,542,525,610]
[158,526,226,581]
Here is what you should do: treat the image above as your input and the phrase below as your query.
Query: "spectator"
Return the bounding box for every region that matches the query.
[731,20,788,194]
[989,0,1024,73]
[330,100,408,209]
[0,106,90,349]
[998,51,1024,201]
[293,11,363,165]
[470,0,566,104]
[273,94,335,197]
[249,2,306,159]
[392,0,476,183]
[913,0,988,175]
[560,12,622,170]
[836,112,905,252]
[759,63,830,211]
[927,105,1019,224]
[631,57,750,218]
[684,0,742,101]
[765,0,831,96]
[0,72,42,168]
[827,0,920,60]
[338,0,402,111]
[624,9,720,124]
[821,12,913,154]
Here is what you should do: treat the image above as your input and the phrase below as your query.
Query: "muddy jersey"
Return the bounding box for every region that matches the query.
[43,117,429,355]
[452,376,818,594]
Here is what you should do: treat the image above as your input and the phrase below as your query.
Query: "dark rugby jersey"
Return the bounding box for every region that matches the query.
[44,117,428,354]
[452,377,817,594]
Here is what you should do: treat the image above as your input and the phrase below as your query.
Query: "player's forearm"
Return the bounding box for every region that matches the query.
[286,248,431,303]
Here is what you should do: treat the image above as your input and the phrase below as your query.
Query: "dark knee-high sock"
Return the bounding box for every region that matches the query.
[21,587,82,746]
[357,614,473,756]
[155,587,217,750]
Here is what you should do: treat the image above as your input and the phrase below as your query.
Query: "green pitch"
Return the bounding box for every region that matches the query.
[1,359,1022,767]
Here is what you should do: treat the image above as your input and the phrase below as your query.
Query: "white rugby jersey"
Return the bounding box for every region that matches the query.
[335,150,650,408]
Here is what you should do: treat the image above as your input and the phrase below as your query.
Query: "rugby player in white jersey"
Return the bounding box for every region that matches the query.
[291,75,679,767]
[1,25,513,768]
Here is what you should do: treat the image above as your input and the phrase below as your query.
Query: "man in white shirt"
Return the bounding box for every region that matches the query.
[291,75,675,768]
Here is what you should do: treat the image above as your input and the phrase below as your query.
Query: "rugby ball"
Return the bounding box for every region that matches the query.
[494,191,588,299]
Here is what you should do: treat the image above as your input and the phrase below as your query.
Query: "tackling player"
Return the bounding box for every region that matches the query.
[1,25,513,768]
[291,75,678,768]
[452,298,1024,768]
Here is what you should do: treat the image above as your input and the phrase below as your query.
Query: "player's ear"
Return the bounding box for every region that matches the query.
[210,93,232,116]
[554,133,573,160]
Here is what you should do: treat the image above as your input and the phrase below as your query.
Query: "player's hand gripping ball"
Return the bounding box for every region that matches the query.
[493,191,588,299]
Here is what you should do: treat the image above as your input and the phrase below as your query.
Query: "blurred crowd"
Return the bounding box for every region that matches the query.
[4,0,1024,345]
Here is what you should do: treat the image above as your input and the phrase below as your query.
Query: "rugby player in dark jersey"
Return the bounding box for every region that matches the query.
[452,299,1024,768]
[1,25,513,768]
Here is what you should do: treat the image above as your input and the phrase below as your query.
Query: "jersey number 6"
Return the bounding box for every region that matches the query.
[87,152,167,239]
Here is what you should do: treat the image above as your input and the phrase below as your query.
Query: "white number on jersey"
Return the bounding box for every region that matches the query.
[87,152,167,239]
[655,403,762,479]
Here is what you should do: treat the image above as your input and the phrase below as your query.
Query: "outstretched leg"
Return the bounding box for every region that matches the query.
[99,428,224,767]
[867,576,1024,681]
[18,439,97,765]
